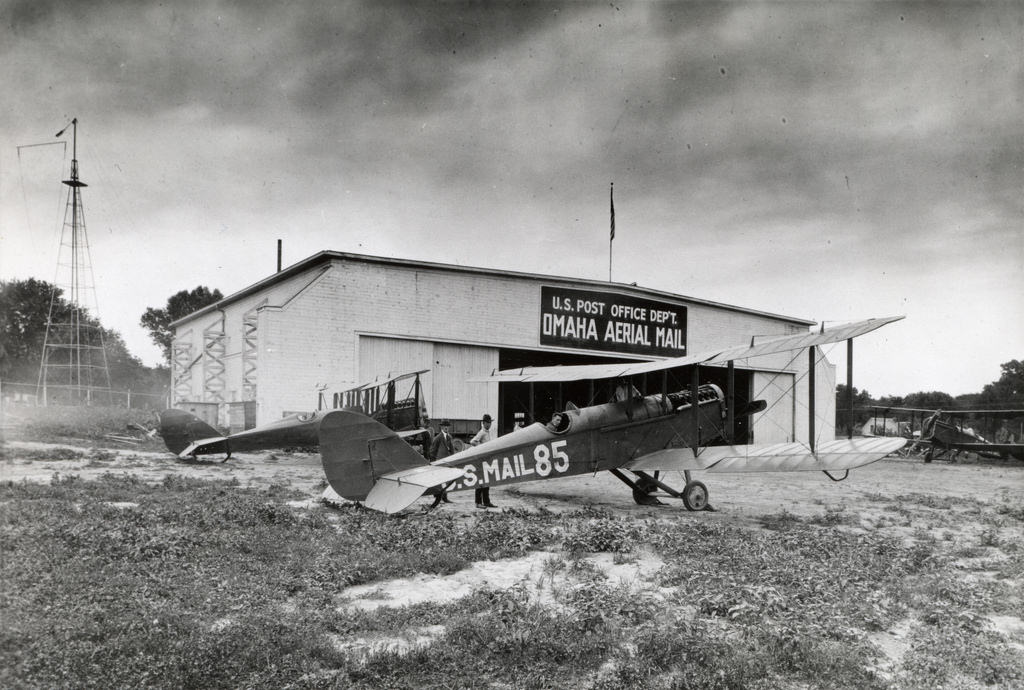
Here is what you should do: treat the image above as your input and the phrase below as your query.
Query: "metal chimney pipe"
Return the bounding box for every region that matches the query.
[277,239,282,272]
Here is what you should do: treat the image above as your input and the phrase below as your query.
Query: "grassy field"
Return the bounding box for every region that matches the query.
[2,466,1022,689]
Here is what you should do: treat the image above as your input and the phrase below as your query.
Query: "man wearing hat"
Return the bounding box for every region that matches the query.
[429,420,455,504]
[470,413,497,508]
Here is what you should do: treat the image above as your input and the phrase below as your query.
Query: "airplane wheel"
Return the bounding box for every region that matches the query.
[682,481,709,512]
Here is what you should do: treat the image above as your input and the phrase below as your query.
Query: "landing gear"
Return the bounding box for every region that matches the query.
[681,480,709,511]
[632,487,665,506]
[610,469,713,511]
[631,472,665,506]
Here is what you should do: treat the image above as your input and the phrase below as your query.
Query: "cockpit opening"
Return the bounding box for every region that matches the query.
[547,410,573,434]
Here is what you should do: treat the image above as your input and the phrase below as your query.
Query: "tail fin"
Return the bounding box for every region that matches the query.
[318,410,429,501]
[159,409,224,456]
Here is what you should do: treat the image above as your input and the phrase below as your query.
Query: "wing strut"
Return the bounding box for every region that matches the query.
[414,373,423,428]
[808,346,816,453]
[726,360,736,443]
[688,364,700,486]
[846,338,854,439]
[690,365,701,451]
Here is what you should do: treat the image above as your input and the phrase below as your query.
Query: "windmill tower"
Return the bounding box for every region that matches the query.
[36,118,113,405]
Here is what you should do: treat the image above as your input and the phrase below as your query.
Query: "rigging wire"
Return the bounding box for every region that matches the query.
[731,339,843,450]
[16,140,67,263]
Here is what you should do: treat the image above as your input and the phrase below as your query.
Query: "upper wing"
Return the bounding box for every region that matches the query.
[362,464,466,514]
[341,369,430,395]
[626,437,907,473]
[474,315,904,383]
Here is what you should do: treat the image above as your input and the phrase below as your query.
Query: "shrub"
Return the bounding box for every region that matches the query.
[562,511,650,554]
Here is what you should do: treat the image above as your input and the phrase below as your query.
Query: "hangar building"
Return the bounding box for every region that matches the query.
[170,251,836,441]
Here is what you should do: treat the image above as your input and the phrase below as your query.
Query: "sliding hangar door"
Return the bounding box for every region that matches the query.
[357,336,497,434]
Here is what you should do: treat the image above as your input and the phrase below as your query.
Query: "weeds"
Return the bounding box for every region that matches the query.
[561,509,650,554]
[560,580,660,628]
[757,509,803,530]
[655,519,933,639]
[805,504,858,527]
[897,626,1024,688]
[3,445,89,461]
[2,474,1023,689]
[980,527,1002,547]
[995,504,1024,522]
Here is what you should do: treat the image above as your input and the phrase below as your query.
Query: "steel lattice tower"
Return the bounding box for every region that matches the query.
[36,118,113,405]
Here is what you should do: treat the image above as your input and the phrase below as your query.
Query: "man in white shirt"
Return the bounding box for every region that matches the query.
[470,413,496,509]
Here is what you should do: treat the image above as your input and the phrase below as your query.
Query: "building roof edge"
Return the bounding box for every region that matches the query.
[171,250,816,327]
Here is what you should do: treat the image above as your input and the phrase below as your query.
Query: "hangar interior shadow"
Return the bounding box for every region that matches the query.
[496,349,755,443]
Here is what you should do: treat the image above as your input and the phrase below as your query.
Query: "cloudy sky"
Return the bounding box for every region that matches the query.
[2,1,1021,397]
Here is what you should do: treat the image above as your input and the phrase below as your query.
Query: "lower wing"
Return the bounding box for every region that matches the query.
[626,437,907,473]
[356,437,907,514]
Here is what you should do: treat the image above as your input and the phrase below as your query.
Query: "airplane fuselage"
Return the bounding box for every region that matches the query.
[432,386,725,493]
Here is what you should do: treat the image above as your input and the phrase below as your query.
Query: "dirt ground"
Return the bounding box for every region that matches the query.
[3,439,1020,526]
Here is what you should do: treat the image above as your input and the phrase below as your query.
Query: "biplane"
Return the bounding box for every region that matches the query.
[160,370,430,460]
[319,316,907,513]
[867,406,1024,463]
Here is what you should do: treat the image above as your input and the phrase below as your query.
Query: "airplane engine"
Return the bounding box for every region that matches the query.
[666,383,725,413]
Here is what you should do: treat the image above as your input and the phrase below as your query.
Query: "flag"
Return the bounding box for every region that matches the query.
[610,183,615,242]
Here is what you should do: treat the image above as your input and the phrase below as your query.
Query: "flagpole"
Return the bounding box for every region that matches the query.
[609,182,615,282]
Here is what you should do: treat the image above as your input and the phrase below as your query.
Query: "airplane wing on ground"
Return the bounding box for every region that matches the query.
[948,442,1022,452]
[175,427,427,459]
[870,406,1024,418]
[474,316,904,383]
[626,437,907,473]
[362,465,466,514]
[938,441,1024,456]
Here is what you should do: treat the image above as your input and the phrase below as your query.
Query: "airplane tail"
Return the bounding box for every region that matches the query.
[318,410,430,502]
[159,409,224,456]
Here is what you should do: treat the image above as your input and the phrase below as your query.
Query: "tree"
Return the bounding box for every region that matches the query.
[954,392,981,409]
[835,384,875,430]
[902,391,957,410]
[140,286,223,363]
[0,278,73,382]
[0,278,168,403]
[979,360,1024,406]
[876,394,905,408]
[101,327,167,395]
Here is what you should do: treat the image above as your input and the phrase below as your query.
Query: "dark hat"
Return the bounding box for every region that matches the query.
[482,414,493,422]
[440,419,451,427]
